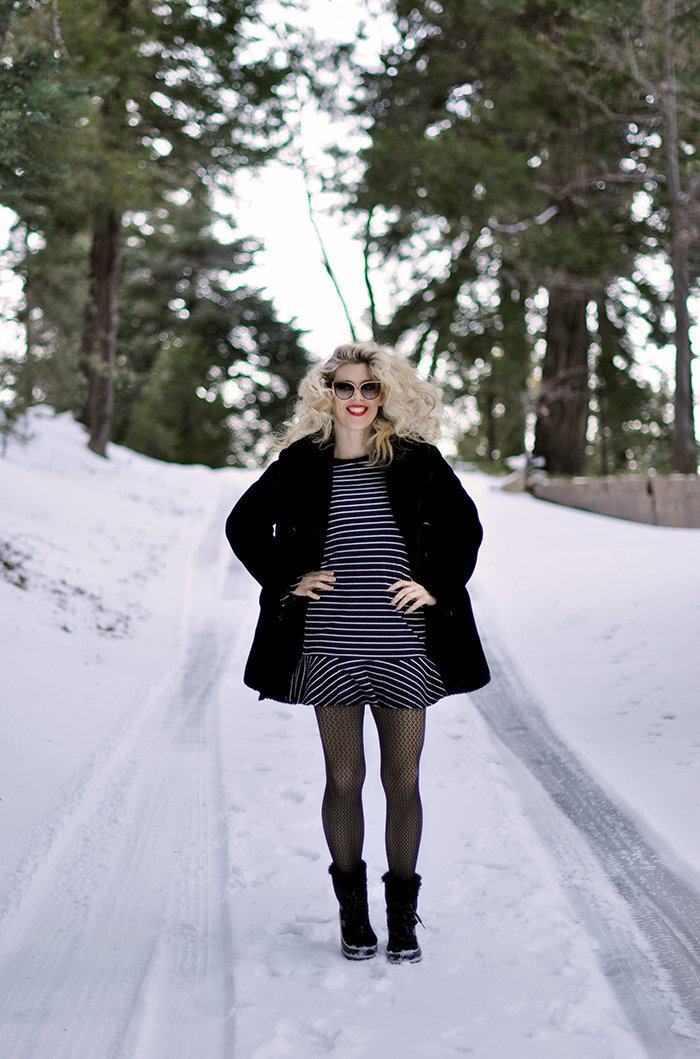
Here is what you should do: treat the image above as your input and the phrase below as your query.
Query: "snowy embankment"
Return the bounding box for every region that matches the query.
[468,476,700,883]
[0,409,697,1058]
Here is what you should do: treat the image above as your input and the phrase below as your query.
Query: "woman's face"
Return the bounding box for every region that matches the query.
[331,362,382,434]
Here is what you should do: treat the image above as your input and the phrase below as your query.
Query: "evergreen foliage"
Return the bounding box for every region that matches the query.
[0,0,94,206]
[0,0,310,466]
[114,194,308,467]
[340,0,697,474]
[2,0,696,472]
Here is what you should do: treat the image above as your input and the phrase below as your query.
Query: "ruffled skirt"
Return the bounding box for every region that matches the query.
[289,654,446,710]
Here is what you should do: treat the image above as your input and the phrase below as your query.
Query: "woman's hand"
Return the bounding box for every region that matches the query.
[293,570,336,601]
[388,580,436,614]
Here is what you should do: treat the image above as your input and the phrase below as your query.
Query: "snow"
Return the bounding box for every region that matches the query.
[0,409,225,900]
[0,409,697,1057]
[467,477,700,883]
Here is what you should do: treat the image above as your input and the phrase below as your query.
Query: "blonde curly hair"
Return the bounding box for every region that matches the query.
[278,342,443,465]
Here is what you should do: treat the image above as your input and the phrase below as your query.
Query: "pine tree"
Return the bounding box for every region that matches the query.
[0,0,94,204]
[7,187,309,467]
[1,0,293,457]
[343,0,664,472]
[560,0,700,471]
[113,193,308,466]
[593,308,673,474]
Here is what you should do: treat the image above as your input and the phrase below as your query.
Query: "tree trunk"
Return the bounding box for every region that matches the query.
[533,287,590,475]
[0,1,13,54]
[664,0,696,472]
[18,269,39,407]
[80,208,123,457]
[670,218,695,472]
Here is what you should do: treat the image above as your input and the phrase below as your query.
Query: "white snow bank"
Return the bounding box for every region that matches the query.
[0,409,225,903]
[467,476,700,883]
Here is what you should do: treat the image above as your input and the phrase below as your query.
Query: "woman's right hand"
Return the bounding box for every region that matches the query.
[292,570,336,601]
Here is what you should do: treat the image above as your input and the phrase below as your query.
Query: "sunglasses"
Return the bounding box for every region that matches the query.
[331,381,382,401]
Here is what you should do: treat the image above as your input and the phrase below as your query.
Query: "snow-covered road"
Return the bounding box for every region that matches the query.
[1,412,699,1058]
[472,639,700,1057]
[0,481,243,1059]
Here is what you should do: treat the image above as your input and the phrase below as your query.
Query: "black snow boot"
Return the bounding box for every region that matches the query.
[382,871,423,963]
[329,860,378,960]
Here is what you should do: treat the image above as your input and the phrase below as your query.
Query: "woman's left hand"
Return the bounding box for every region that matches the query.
[388,580,437,614]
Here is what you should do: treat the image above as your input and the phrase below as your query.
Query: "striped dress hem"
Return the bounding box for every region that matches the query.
[289,654,446,710]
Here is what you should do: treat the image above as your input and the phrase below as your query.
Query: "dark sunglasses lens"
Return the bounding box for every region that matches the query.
[333,382,355,398]
[360,383,381,399]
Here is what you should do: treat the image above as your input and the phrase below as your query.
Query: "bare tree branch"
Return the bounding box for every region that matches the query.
[286,80,358,342]
[363,207,378,336]
[488,204,559,234]
[622,28,658,95]
[686,171,700,201]
[52,0,68,57]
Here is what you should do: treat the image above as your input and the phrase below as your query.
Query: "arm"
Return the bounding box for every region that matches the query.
[225,462,286,593]
[422,447,484,598]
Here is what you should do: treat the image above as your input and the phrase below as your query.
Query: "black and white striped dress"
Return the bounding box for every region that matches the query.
[289,456,446,709]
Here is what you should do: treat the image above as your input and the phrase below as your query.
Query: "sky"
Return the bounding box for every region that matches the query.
[227,0,393,359]
[229,163,372,359]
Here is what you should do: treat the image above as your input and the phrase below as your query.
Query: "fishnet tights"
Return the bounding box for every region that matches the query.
[314,705,426,880]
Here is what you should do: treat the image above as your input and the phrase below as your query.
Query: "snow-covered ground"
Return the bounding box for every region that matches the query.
[0,410,698,1058]
[468,476,700,882]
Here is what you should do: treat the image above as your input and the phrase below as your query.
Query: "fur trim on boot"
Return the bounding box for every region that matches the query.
[382,871,423,963]
[329,860,378,960]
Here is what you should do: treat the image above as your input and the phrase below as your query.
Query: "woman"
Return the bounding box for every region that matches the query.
[226,342,489,964]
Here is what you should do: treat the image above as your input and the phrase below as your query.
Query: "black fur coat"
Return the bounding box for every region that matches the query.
[225,436,490,703]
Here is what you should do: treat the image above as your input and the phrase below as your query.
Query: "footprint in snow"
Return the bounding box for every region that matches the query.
[286,845,322,861]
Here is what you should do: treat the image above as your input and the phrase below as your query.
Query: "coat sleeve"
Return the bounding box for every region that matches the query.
[423,448,483,599]
[225,461,287,594]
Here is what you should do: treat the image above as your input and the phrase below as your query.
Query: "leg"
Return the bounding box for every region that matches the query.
[315,705,377,959]
[315,704,366,874]
[372,705,426,963]
[371,705,426,879]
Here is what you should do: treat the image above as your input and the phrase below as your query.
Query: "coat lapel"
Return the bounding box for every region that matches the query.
[274,437,433,567]
[385,442,433,527]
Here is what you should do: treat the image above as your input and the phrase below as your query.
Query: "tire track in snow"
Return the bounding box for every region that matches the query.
[472,635,700,1059]
[0,484,245,1059]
